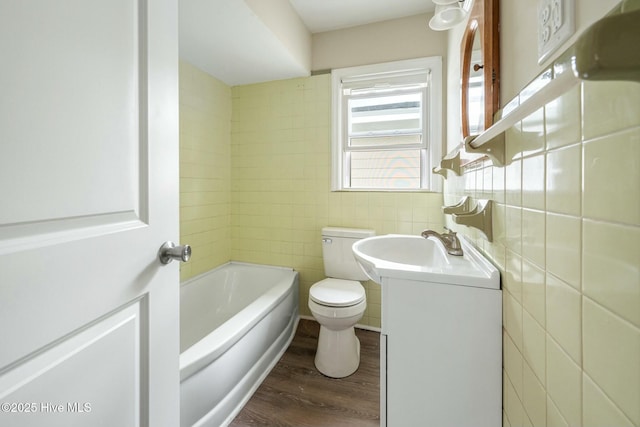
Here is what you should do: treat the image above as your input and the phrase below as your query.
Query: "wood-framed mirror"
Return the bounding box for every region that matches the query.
[461,0,500,139]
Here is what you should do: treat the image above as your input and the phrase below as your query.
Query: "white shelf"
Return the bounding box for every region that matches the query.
[468,69,578,150]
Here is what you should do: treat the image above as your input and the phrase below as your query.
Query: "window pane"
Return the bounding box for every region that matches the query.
[349,134,421,148]
[348,93,422,136]
[349,149,421,189]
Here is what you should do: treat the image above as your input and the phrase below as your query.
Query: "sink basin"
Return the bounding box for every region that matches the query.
[353,234,450,268]
[352,234,499,289]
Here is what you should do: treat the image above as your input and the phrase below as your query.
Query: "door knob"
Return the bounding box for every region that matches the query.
[158,241,192,264]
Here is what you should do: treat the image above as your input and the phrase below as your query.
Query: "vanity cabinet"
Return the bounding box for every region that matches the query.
[380,276,502,427]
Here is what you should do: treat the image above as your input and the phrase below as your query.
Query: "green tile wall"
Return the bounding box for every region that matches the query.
[231,75,444,327]
[445,81,640,427]
[179,61,232,280]
[179,68,444,327]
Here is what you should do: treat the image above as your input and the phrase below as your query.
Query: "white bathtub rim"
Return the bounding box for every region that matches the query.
[193,315,300,427]
[180,262,298,381]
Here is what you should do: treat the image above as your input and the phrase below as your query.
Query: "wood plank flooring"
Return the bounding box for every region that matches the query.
[230,319,380,427]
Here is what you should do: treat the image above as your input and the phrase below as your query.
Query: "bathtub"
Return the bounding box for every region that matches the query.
[179,262,299,427]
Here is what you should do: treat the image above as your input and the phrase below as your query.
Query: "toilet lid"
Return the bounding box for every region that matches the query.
[309,278,365,307]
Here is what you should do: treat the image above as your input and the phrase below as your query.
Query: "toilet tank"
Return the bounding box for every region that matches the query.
[322,227,375,281]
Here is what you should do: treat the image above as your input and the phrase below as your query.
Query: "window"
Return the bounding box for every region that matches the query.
[332,57,442,191]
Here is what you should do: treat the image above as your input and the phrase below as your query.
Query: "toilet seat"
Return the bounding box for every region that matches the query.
[309,278,365,307]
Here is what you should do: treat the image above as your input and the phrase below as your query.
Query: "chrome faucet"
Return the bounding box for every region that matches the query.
[421,228,464,256]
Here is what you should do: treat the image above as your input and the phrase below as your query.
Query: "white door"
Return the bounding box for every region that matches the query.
[0,1,180,426]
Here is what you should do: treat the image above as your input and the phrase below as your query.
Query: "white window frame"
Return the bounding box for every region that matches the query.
[331,57,443,192]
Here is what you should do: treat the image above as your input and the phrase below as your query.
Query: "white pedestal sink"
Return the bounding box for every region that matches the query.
[352,234,501,427]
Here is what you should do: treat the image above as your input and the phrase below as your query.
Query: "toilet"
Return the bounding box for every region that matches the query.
[308,227,375,378]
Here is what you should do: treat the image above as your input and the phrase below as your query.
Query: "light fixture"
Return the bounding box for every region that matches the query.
[428,0,467,31]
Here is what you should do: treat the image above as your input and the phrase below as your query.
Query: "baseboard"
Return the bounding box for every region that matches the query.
[299,315,381,333]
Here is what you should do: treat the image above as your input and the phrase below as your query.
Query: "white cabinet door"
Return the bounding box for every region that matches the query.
[383,278,502,427]
[0,1,179,426]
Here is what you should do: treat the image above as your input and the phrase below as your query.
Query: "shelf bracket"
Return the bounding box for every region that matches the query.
[464,133,505,167]
[574,4,640,83]
[452,199,493,242]
[442,196,472,215]
[432,150,462,177]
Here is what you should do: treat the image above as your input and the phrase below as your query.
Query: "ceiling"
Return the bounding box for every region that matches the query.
[179,0,437,86]
[289,0,436,33]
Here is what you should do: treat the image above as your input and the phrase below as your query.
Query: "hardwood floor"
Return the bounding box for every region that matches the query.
[230,319,380,427]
